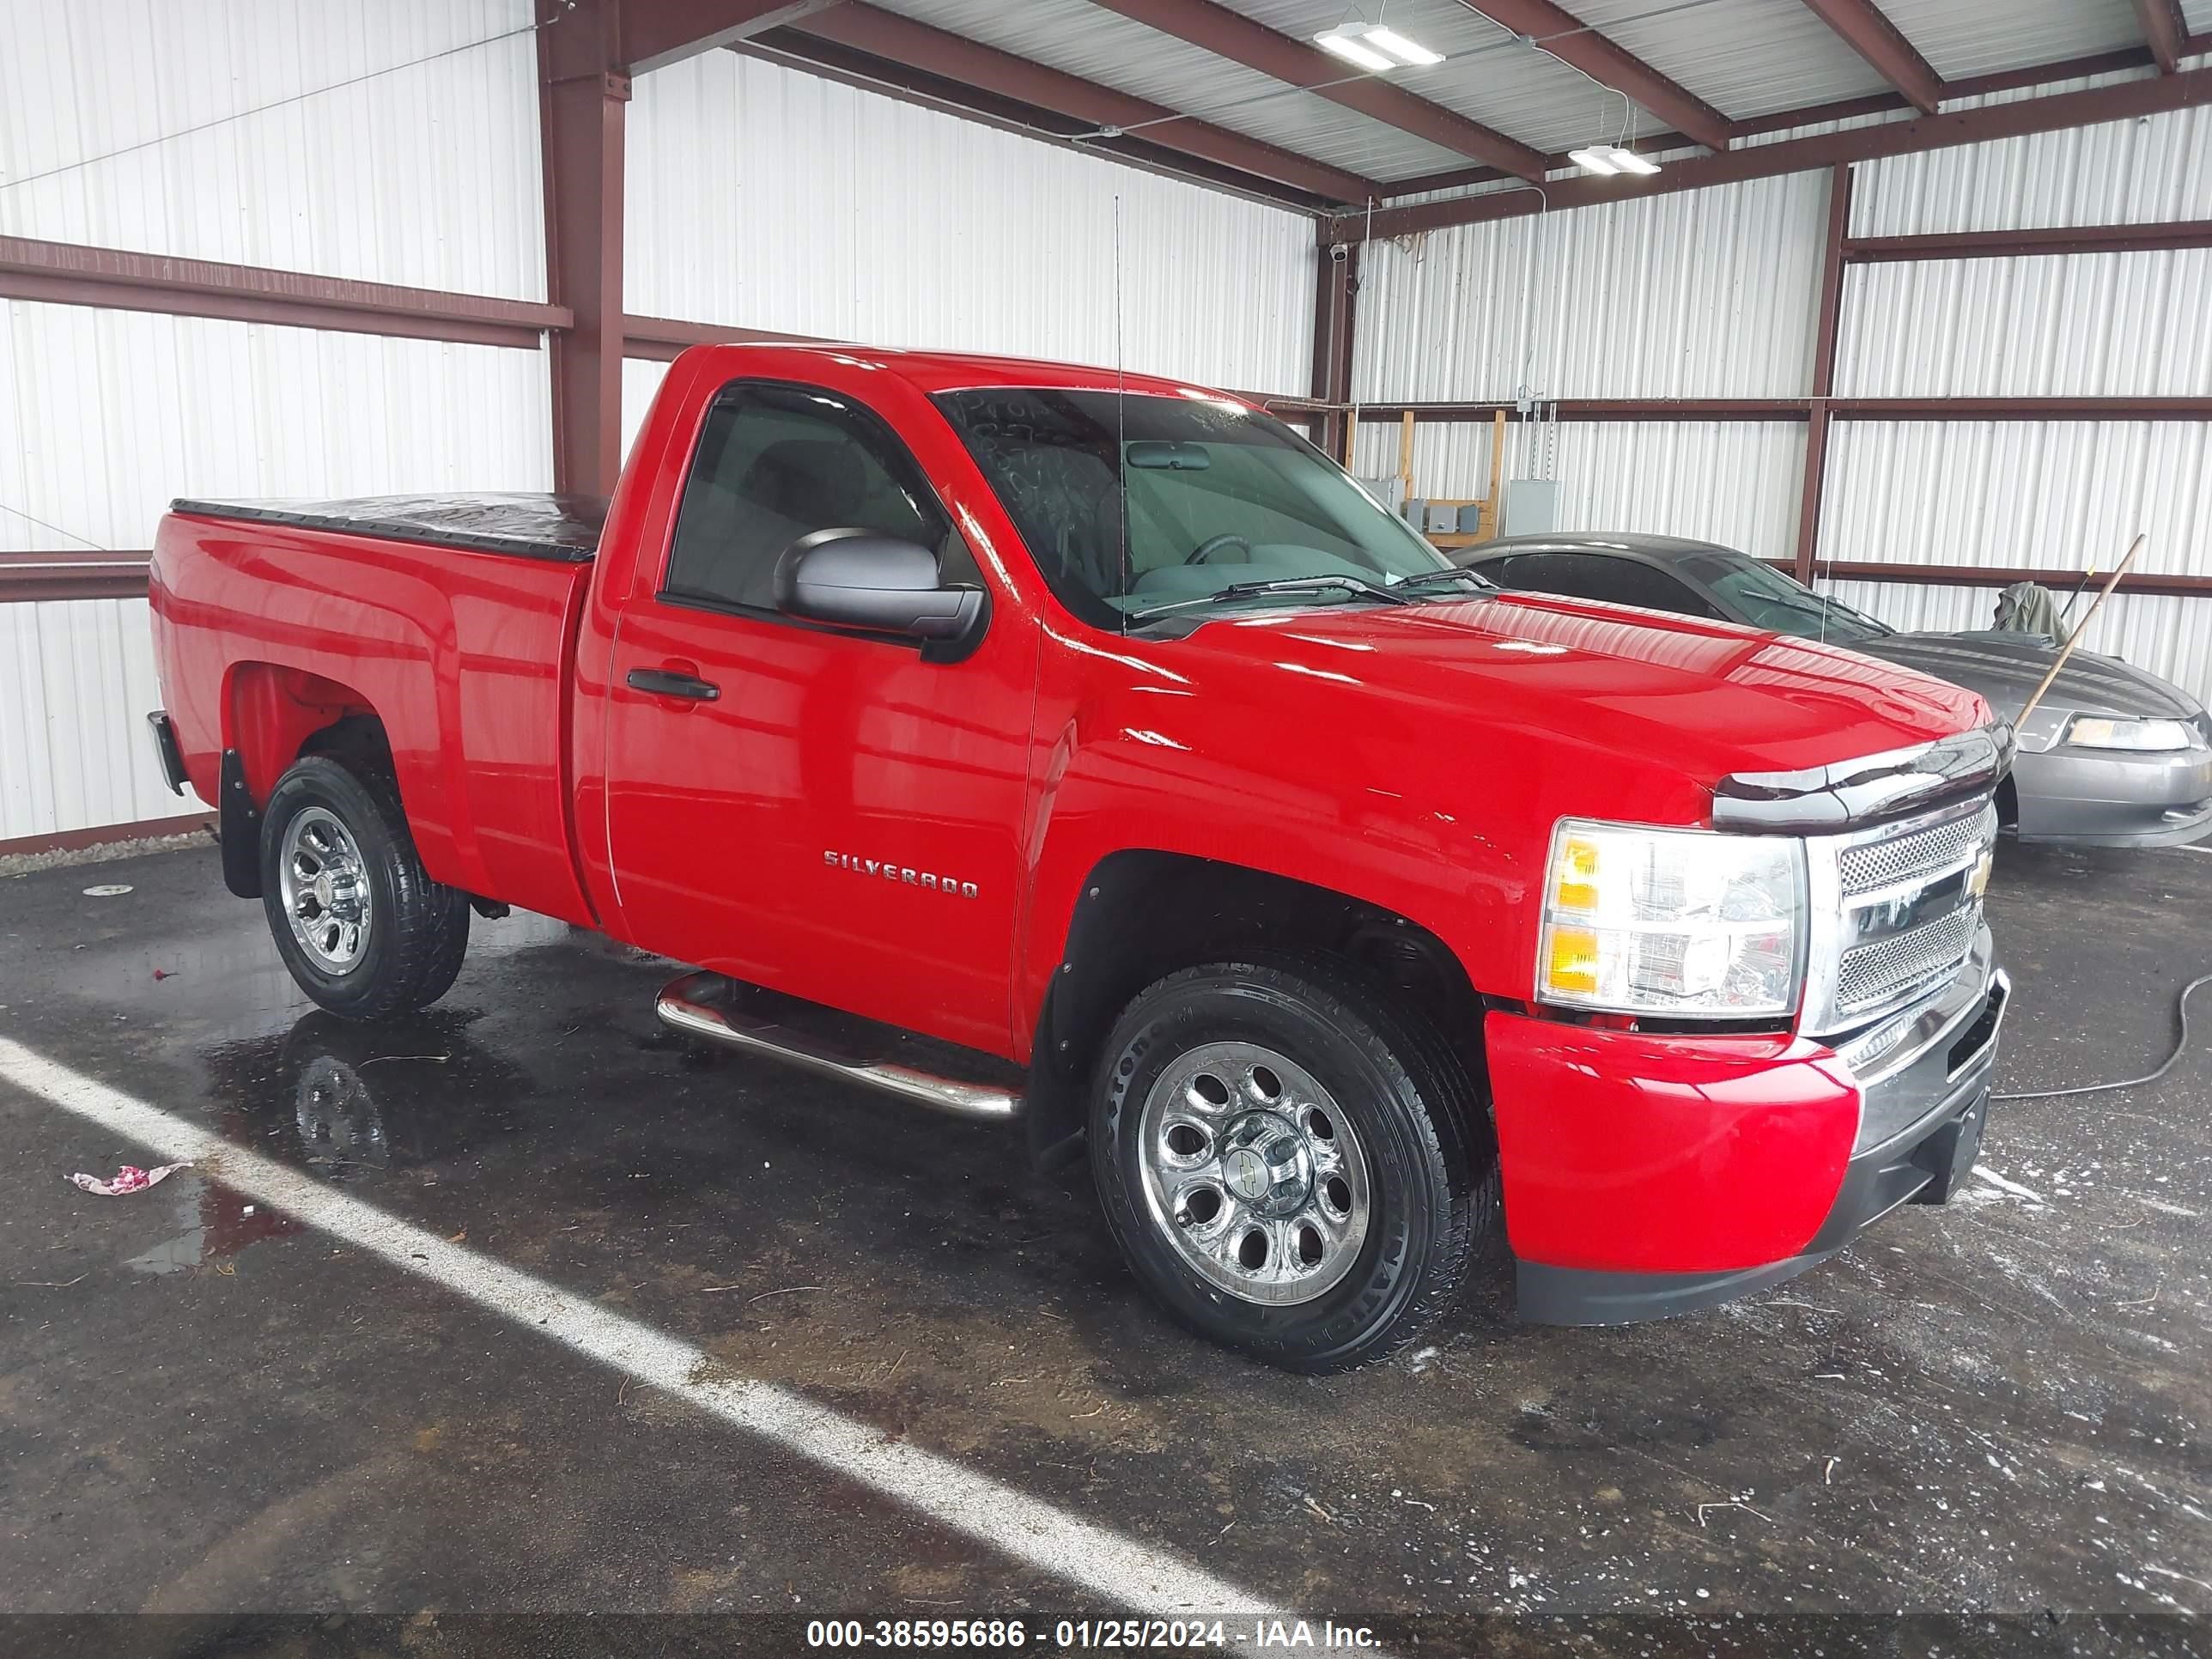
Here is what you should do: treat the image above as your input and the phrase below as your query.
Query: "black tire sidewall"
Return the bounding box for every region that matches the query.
[260,758,416,1018]
[1091,967,1462,1371]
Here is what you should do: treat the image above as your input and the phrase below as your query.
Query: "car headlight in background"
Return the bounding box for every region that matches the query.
[2065,715,2199,753]
[1537,820,1805,1018]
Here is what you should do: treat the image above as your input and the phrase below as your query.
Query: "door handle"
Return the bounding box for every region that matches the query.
[627,666,721,702]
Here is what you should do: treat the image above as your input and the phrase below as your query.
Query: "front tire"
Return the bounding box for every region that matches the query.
[260,755,470,1019]
[1091,956,1498,1373]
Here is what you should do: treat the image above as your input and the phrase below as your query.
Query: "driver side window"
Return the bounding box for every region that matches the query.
[663,381,951,613]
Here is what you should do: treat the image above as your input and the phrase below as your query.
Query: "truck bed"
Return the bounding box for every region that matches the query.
[169,493,607,562]
[151,493,606,927]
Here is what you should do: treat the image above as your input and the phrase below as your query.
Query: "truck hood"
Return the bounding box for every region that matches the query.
[1852,630,2203,722]
[1182,592,1987,782]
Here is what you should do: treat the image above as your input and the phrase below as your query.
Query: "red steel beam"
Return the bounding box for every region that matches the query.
[1087,0,1547,182]
[1771,559,2212,599]
[1797,0,1944,113]
[1344,66,2212,240]
[791,4,1379,204]
[0,235,568,349]
[1376,43,2172,197]
[1846,220,2212,261]
[1832,397,2212,420]
[623,313,837,362]
[1268,394,2212,422]
[739,31,1341,212]
[1796,164,1854,582]
[621,0,837,74]
[1263,397,1811,421]
[2133,0,2189,74]
[0,550,152,603]
[538,0,630,497]
[1447,0,1734,152]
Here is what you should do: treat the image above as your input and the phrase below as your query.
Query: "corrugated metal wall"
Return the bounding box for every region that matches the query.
[1352,91,2212,702]
[0,0,554,846]
[0,0,546,295]
[624,52,1316,392]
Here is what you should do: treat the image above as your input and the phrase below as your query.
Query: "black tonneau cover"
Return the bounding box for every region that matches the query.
[171,493,609,562]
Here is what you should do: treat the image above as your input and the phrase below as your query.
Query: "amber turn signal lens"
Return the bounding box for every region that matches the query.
[1546,927,1600,994]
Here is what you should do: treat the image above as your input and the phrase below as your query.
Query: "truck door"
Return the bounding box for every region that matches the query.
[599,377,1035,1056]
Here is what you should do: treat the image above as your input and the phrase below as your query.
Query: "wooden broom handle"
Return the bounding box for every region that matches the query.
[2014,533,2144,728]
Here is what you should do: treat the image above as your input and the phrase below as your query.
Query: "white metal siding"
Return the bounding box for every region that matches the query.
[625,52,1316,395]
[1353,77,2212,704]
[1351,417,1807,561]
[1352,171,1827,403]
[0,0,547,300]
[1,597,207,842]
[0,301,552,843]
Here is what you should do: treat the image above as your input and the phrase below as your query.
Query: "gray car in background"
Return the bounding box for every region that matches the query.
[1461,533,2212,848]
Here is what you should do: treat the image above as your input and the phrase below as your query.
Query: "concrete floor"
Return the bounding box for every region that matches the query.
[1,837,2207,1656]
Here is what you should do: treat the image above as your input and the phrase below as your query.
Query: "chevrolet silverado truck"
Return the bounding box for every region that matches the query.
[147,343,2013,1371]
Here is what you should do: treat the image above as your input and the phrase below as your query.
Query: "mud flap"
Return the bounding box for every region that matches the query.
[218,748,263,899]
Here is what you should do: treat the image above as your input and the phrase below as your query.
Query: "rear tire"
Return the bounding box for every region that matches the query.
[260,755,470,1020]
[1090,954,1498,1373]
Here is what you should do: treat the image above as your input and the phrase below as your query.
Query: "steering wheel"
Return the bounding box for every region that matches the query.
[1186,532,1254,566]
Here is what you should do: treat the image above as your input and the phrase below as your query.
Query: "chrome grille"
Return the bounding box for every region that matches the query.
[1838,803,1996,896]
[1836,907,1979,1017]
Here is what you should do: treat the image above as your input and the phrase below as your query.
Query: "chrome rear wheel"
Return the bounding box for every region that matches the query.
[279,805,373,973]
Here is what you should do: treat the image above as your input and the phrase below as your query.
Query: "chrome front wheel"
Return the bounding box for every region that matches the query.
[279,805,373,974]
[1137,1040,1371,1306]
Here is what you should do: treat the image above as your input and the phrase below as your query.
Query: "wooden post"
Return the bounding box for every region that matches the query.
[1397,410,1416,500]
[1484,408,1507,539]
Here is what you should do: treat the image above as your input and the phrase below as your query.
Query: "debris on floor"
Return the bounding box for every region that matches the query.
[69,1162,191,1196]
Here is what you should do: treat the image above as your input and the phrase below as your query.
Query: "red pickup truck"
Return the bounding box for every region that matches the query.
[148,343,2012,1370]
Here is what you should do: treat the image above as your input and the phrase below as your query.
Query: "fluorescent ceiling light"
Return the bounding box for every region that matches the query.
[1314,27,1397,73]
[1361,26,1443,66]
[1314,21,1443,71]
[1569,144,1661,177]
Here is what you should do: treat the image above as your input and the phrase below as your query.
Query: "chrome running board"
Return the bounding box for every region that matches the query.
[655,970,1025,1121]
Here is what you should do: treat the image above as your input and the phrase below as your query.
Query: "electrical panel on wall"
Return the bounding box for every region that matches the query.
[1500,479,1561,538]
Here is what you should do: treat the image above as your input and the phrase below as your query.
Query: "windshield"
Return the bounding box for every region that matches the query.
[934,387,1457,629]
[1677,550,1894,643]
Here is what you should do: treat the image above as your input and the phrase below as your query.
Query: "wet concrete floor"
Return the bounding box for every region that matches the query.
[0,840,2205,1656]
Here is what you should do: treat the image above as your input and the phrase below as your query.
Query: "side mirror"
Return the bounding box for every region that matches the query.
[774,529,986,651]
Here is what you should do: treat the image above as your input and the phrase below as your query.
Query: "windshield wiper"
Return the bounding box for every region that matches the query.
[1127,574,1413,625]
[1389,566,1498,593]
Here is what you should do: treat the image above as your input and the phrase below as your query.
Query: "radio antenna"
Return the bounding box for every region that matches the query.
[1115,192,1130,636]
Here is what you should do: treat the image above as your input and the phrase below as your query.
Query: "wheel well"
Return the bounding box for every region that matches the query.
[1027,851,1488,1167]
[225,662,387,803]
[217,664,391,900]
[1995,772,2020,831]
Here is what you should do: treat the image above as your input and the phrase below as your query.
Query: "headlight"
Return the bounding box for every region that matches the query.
[2066,716,2197,753]
[1537,819,1805,1018]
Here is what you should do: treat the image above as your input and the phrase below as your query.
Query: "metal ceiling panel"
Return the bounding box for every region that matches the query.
[1574,0,1896,119]
[867,0,1471,179]
[1875,0,2148,82]
[1218,0,1670,157]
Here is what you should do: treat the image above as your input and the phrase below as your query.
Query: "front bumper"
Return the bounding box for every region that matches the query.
[1491,928,2008,1325]
[2014,746,2212,847]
